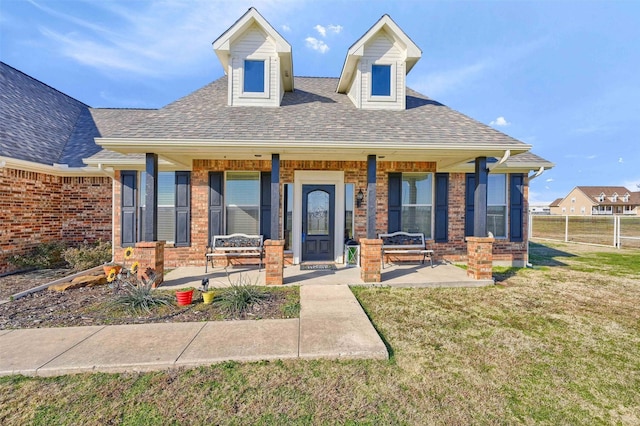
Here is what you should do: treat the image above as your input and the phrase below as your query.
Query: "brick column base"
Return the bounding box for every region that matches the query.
[134,241,165,287]
[360,239,382,283]
[264,240,285,285]
[466,237,494,280]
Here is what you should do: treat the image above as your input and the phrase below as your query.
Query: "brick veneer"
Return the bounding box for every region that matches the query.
[111,161,529,269]
[466,236,495,280]
[0,167,112,275]
[134,241,165,287]
[264,239,284,285]
[360,238,382,283]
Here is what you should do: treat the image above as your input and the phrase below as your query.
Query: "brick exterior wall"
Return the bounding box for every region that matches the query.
[112,160,528,268]
[0,167,112,275]
[264,239,284,285]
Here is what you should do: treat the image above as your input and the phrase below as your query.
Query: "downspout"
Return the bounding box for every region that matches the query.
[525,166,546,267]
[488,150,510,171]
[98,164,117,263]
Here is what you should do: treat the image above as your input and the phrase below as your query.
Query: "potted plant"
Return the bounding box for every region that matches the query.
[103,263,122,277]
[200,278,214,304]
[175,287,195,306]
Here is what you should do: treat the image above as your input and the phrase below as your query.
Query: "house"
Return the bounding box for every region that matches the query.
[0,62,112,275]
[529,203,551,215]
[83,8,552,280]
[549,186,640,216]
[2,8,553,281]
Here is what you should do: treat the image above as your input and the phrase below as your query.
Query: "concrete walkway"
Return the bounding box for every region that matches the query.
[0,285,387,377]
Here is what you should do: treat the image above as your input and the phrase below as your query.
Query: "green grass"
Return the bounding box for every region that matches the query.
[1,241,639,424]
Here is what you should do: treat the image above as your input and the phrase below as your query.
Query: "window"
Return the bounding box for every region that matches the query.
[243,60,265,93]
[283,183,293,250]
[401,173,433,237]
[140,172,176,243]
[562,207,566,213]
[371,64,391,96]
[581,207,586,214]
[570,207,575,213]
[225,172,260,234]
[488,174,507,238]
[345,184,354,242]
[571,197,576,203]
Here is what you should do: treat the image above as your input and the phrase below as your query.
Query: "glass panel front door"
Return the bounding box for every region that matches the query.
[302,185,335,261]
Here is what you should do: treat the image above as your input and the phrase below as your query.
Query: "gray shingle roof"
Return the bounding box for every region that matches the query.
[0,61,102,167]
[91,76,532,149]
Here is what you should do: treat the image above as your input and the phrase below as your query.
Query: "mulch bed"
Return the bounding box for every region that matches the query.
[0,269,297,330]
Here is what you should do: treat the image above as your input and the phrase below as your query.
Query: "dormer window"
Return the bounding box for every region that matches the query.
[243,60,265,93]
[371,64,391,96]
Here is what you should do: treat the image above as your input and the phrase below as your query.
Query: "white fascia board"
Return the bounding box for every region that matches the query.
[96,137,532,153]
[0,156,104,177]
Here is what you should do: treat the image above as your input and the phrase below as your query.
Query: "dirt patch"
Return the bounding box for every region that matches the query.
[0,269,72,300]
[0,271,299,329]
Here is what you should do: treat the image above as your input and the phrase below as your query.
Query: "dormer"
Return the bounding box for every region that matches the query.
[623,193,630,202]
[611,192,618,202]
[337,15,421,110]
[213,8,293,107]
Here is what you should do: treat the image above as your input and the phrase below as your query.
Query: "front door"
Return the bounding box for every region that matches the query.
[302,184,335,262]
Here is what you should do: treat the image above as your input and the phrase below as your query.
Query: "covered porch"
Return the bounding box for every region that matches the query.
[159,261,494,290]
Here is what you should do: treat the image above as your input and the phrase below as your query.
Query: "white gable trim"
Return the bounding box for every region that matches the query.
[213,7,293,91]
[337,14,421,93]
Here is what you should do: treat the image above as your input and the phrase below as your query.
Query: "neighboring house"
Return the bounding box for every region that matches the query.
[80,8,553,268]
[549,186,640,216]
[529,203,551,215]
[0,62,112,275]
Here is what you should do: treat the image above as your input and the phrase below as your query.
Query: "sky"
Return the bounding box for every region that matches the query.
[1,0,639,204]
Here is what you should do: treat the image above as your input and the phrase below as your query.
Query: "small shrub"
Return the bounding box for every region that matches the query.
[215,274,269,316]
[63,240,112,271]
[111,270,172,314]
[10,241,67,269]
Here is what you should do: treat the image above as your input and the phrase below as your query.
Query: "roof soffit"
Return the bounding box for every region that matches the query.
[337,14,422,93]
[212,7,293,91]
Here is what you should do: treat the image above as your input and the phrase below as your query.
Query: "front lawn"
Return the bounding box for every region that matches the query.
[1,241,638,424]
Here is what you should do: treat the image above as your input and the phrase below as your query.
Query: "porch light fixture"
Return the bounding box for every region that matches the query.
[356,188,365,208]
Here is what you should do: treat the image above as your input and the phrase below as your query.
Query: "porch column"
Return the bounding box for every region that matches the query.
[264,239,284,285]
[134,241,165,287]
[466,236,494,281]
[360,238,382,283]
[143,153,159,242]
[367,154,377,239]
[271,154,280,239]
[473,157,488,237]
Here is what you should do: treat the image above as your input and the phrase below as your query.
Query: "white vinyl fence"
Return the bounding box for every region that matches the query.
[529,215,640,249]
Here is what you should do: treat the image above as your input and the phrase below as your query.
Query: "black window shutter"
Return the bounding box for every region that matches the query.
[121,171,137,247]
[260,172,271,239]
[208,172,224,245]
[434,173,449,242]
[510,173,525,242]
[174,171,190,246]
[465,173,475,237]
[388,173,402,232]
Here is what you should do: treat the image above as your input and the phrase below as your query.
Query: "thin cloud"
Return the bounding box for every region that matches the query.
[305,37,329,53]
[314,24,326,37]
[26,0,286,78]
[619,157,624,163]
[281,24,291,32]
[490,116,510,127]
[327,24,343,34]
[412,60,488,97]
[546,178,554,182]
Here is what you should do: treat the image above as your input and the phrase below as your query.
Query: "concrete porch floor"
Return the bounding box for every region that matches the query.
[160,262,493,290]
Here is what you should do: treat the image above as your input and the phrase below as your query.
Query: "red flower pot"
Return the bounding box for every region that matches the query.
[175,289,194,306]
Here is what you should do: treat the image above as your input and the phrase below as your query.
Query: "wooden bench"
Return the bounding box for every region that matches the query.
[379,231,434,268]
[205,234,264,272]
